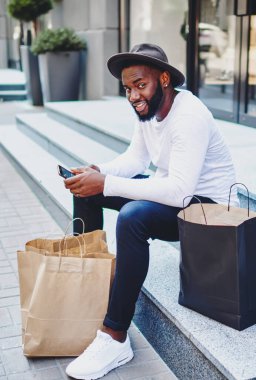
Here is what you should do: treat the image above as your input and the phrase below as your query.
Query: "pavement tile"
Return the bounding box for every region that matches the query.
[32,366,63,380]
[0,266,13,275]
[3,254,17,264]
[0,237,20,249]
[0,250,6,258]
[4,374,35,380]
[0,335,22,350]
[8,305,21,325]
[0,288,20,298]
[1,347,30,374]
[7,217,24,227]
[0,210,18,218]
[127,347,159,364]
[99,371,120,380]
[0,365,5,376]
[0,325,21,339]
[0,273,18,289]
[129,328,149,350]
[0,261,10,268]
[10,259,18,273]
[31,358,58,370]
[134,373,177,380]
[0,296,20,308]
[116,360,171,379]
[0,309,12,327]
[0,228,28,238]
[0,220,8,228]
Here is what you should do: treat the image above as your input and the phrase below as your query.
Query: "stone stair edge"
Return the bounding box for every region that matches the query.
[15,112,118,166]
[43,101,256,203]
[45,101,133,145]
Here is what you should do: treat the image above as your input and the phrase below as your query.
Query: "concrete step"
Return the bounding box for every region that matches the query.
[46,100,256,210]
[0,125,72,230]
[1,116,256,380]
[0,69,27,101]
[45,99,133,153]
[0,84,26,91]
[16,112,118,168]
[0,90,27,101]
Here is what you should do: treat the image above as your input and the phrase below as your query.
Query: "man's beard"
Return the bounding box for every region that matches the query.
[134,80,164,122]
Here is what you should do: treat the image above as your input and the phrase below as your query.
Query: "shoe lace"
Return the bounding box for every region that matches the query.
[83,332,111,358]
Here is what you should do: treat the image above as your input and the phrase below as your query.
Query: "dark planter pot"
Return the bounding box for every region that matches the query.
[38,51,82,102]
[20,46,43,106]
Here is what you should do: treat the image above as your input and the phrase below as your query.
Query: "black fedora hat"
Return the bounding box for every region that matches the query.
[107,43,185,88]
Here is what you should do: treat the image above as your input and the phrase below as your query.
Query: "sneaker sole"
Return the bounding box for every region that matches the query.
[66,348,134,380]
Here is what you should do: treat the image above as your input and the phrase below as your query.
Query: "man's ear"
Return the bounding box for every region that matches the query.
[160,71,171,88]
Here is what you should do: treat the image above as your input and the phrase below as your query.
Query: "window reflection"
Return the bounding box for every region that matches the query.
[199,0,235,113]
[247,16,256,116]
[130,0,188,83]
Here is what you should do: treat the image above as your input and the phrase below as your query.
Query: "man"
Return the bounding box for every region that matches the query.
[64,43,238,379]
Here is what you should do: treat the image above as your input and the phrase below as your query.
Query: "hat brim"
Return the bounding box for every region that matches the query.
[107,53,185,88]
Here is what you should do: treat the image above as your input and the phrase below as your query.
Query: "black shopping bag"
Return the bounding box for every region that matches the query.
[177,186,256,331]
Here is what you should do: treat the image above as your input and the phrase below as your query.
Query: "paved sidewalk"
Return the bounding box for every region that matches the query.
[0,148,177,379]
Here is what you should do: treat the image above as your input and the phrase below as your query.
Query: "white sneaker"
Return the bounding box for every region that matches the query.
[66,330,134,380]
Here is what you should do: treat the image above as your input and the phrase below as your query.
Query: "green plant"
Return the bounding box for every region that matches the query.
[31,28,87,55]
[8,0,53,35]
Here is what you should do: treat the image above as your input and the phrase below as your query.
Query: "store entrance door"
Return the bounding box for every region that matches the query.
[239,14,256,127]
[198,0,256,128]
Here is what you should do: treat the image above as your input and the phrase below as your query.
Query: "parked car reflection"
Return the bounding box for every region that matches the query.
[199,22,228,58]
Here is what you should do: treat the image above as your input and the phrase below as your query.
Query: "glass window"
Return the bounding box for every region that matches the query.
[130,0,188,82]
[199,0,236,113]
[247,16,256,117]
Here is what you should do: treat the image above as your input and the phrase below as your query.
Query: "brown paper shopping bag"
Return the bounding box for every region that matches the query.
[17,230,115,357]
[25,229,109,257]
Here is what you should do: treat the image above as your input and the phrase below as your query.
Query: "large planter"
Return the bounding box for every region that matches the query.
[38,51,82,102]
[20,45,43,106]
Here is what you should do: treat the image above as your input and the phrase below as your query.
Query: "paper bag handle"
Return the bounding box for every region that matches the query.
[182,195,207,225]
[64,217,85,235]
[60,217,86,256]
[59,235,83,259]
[228,183,249,217]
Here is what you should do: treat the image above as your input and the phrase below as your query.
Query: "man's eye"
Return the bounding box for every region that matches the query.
[138,83,145,89]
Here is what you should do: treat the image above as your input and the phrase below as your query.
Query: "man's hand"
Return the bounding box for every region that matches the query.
[64,166,105,198]
[70,164,101,175]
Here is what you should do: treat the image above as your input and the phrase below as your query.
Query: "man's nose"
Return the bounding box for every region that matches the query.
[129,88,140,102]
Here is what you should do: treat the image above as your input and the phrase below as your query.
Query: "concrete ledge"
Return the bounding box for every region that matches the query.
[45,99,256,207]
[139,239,256,380]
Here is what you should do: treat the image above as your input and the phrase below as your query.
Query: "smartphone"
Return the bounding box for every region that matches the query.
[57,165,75,179]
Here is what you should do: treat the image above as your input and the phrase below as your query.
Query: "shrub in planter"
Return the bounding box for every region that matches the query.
[8,0,53,105]
[8,0,53,40]
[31,28,86,54]
[31,28,87,102]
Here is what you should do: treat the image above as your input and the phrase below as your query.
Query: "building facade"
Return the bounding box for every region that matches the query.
[1,0,256,128]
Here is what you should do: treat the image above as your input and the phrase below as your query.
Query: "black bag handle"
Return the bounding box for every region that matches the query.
[182,195,207,225]
[228,183,249,217]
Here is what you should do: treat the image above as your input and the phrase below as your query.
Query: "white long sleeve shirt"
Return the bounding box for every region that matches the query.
[98,90,238,207]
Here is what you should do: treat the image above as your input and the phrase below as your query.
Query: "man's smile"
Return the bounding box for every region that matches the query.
[132,100,148,113]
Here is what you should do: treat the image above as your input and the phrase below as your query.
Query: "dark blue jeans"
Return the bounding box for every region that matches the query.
[73,178,215,331]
